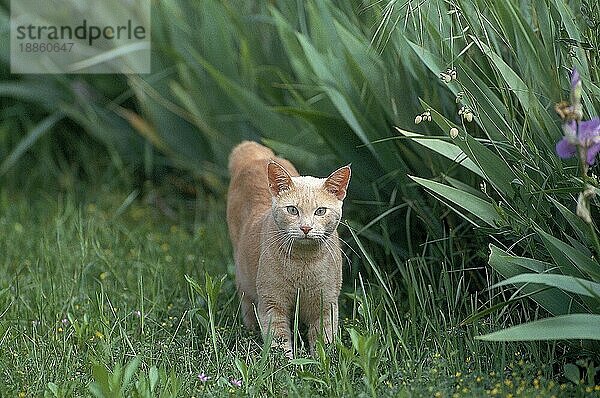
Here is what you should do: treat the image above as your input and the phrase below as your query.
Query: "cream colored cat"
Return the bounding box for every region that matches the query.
[226,141,350,357]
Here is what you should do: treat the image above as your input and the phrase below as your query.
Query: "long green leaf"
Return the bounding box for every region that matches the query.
[472,37,557,148]
[190,51,297,142]
[473,38,533,110]
[395,128,484,177]
[493,273,600,300]
[0,112,64,175]
[409,176,499,227]
[461,288,549,326]
[550,197,595,248]
[537,228,600,282]
[488,245,587,315]
[477,314,600,341]
[419,99,517,197]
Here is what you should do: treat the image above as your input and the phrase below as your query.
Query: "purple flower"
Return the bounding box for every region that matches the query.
[197,373,210,382]
[229,378,242,387]
[556,118,600,165]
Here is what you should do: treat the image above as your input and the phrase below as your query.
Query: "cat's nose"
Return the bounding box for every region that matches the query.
[299,226,313,235]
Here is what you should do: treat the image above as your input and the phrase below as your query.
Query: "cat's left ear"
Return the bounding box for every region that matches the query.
[268,160,294,196]
[324,164,351,200]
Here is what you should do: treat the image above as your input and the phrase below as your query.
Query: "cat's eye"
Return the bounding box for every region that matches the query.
[286,206,299,215]
[314,207,327,216]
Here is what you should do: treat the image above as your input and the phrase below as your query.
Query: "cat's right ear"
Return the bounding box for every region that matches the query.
[267,160,293,196]
[324,164,351,200]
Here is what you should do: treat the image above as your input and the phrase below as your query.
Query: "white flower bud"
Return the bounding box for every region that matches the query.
[576,191,592,224]
[449,127,459,139]
[415,115,423,124]
[455,91,464,103]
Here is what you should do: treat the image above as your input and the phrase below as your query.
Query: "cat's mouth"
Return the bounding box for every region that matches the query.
[285,228,330,244]
[295,235,317,242]
[292,232,330,245]
[293,238,320,249]
[293,230,332,240]
[289,231,319,243]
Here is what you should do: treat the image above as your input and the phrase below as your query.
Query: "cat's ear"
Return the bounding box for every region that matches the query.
[324,164,351,200]
[267,160,293,196]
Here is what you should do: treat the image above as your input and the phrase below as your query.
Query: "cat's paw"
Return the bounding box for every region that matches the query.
[269,336,294,359]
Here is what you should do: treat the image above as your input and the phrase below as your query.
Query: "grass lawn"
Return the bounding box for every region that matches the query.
[0,186,597,397]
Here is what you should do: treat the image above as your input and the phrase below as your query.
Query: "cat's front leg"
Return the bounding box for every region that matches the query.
[307,301,338,353]
[240,293,258,330]
[258,301,293,358]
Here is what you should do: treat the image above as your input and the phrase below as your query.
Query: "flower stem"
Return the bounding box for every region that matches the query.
[590,223,600,260]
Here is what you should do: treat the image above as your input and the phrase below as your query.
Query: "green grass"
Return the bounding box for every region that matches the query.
[0,184,597,397]
[1,0,600,394]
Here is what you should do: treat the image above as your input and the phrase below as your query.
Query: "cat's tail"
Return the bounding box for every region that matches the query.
[228,141,275,175]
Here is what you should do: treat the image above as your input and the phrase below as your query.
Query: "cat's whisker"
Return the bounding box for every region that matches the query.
[338,220,359,233]
[326,234,351,264]
[319,237,337,264]
[274,235,291,259]
[261,232,288,250]
[261,231,287,249]
[339,246,353,266]
[262,230,288,243]
[261,241,283,259]
[261,233,287,250]
[260,232,290,258]
[336,221,361,260]
[281,235,296,264]
[283,236,294,269]
[337,236,360,258]
[322,235,352,266]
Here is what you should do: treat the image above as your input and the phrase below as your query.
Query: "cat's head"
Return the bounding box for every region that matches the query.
[267,161,351,244]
